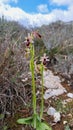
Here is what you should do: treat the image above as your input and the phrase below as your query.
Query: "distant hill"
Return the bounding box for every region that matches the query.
[36,21,73,75]
[0,17,46,63]
[0,17,29,43]
[0,18,73,57]
[38,20,73,55]
[0,17,31,64]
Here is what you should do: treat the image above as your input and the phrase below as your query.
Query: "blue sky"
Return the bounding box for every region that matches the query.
[11,0,49,13]
[0,0,73,27]
[10,0,68,13]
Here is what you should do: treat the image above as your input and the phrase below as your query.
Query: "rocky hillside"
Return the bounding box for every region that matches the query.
[0,18,73,76]
[38,21,73,54]
[37,21,73,75]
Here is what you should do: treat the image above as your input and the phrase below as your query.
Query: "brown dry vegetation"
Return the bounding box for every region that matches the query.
[0,18,73,130]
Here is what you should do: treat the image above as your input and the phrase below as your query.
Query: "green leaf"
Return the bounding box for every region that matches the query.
[65,125,71,130]
[17,116,33,125]
[32,114,41,128]
[0,114,4,119]
[3,126,8,130]
[37,122,52,130]
[36,114,41,122]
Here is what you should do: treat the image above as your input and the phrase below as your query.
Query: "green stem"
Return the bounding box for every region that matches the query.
[30,44,36,128]
[40,64,44,120]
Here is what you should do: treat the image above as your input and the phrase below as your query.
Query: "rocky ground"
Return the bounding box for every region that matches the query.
[1,67,73,130]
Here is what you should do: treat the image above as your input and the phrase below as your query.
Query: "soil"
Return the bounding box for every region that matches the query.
[0,71,73,130]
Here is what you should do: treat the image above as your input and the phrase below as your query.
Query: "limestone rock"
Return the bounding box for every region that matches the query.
[43,70,67,99]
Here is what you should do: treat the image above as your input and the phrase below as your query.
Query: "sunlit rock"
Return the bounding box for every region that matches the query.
[47,107,56,116]
[67,93,73,98]
[43,70,67,99]
[54,112,61,123]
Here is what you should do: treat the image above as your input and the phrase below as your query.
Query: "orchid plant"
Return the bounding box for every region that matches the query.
[17,32,52,130]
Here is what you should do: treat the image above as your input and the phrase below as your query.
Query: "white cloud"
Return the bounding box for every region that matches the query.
[0,0,18,4]
[0,1,73,28]
[0,3,57,27]
[37,4,49,13]
[50,0,73,6]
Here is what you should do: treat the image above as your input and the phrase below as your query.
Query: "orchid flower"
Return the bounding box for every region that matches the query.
[40,53,49,66]
[25,33,34,47]
[32,31,41,39]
